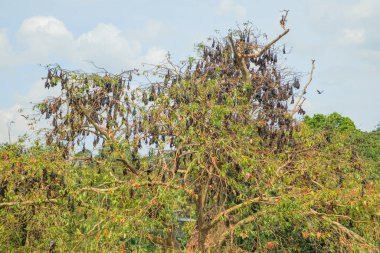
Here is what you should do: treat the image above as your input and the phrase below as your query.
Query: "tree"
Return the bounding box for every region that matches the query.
[304,112,356,132]
[0,142,70,250]
[1,16,379,252]
[375,122,380,132]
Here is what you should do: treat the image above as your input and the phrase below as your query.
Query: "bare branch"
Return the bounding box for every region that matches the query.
[243,29,290,59]
[280,10,290,30]
[291,60,315,116]
[228,34,250,82]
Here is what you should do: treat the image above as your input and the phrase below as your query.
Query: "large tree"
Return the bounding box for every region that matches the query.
[1,16,379,252]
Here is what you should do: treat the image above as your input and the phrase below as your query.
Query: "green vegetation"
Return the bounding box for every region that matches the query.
[304,113,356,132]
[0,21,379,252]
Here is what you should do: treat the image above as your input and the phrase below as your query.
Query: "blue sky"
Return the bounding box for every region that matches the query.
[1,0,379,142]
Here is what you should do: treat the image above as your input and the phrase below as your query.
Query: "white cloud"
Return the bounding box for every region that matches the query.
[0,16,170,71]
[141,47,167,66]
[0,30,15,67]
[344,0,379,19]
[217,0,246,19]
[0,103,27,144]
[0,16,169,142]
[18,16,74,62]
[139,20,167,40]
[19,16,73,38]
[72,21,171,70]
[341,29,365,44]
[361,49,380,63]
[14,79,55,104]
[75,23,142,70]
[0,15,171,72]
[0,79,63,144]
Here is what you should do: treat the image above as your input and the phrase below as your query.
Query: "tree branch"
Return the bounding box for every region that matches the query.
[205,196,279,230]
[115,158,138,175]
[228,34,250,83]
[243,29,290,59]
[217,215,257,247]
[73,101,108,139]
[0,199,58,208]
[79,181,194,195]
[291,60,315,116]
[70,219,104,253]
[310,209,378,252]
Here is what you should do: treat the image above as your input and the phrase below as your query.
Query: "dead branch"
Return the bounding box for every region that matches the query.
[243,29,290,59]
[291,60,315,116]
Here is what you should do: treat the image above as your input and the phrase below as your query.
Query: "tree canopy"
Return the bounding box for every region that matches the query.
[1,18,379,253]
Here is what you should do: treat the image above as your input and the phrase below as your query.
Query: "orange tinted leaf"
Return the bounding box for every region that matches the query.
[266,241,275,249]
[239,232,248,239]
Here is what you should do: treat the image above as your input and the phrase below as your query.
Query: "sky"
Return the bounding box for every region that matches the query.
[0,0,379,143]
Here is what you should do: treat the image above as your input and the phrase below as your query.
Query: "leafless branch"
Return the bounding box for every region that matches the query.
[243,29,290,59]
[291,60,315,116]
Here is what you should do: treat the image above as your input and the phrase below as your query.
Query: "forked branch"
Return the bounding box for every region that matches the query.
[205,196,279,230]
[243,28,290,59]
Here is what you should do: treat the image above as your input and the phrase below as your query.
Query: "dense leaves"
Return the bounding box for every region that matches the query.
[1,20,379,252]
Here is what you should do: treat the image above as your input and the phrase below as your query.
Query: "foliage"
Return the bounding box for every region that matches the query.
[304,112,356,132]
[1,20,379,253]
[356,130,380,163]
[374,122,380,132]
[305,113,380,179]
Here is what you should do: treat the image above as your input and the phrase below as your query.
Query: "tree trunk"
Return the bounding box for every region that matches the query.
[185,221,229,252]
